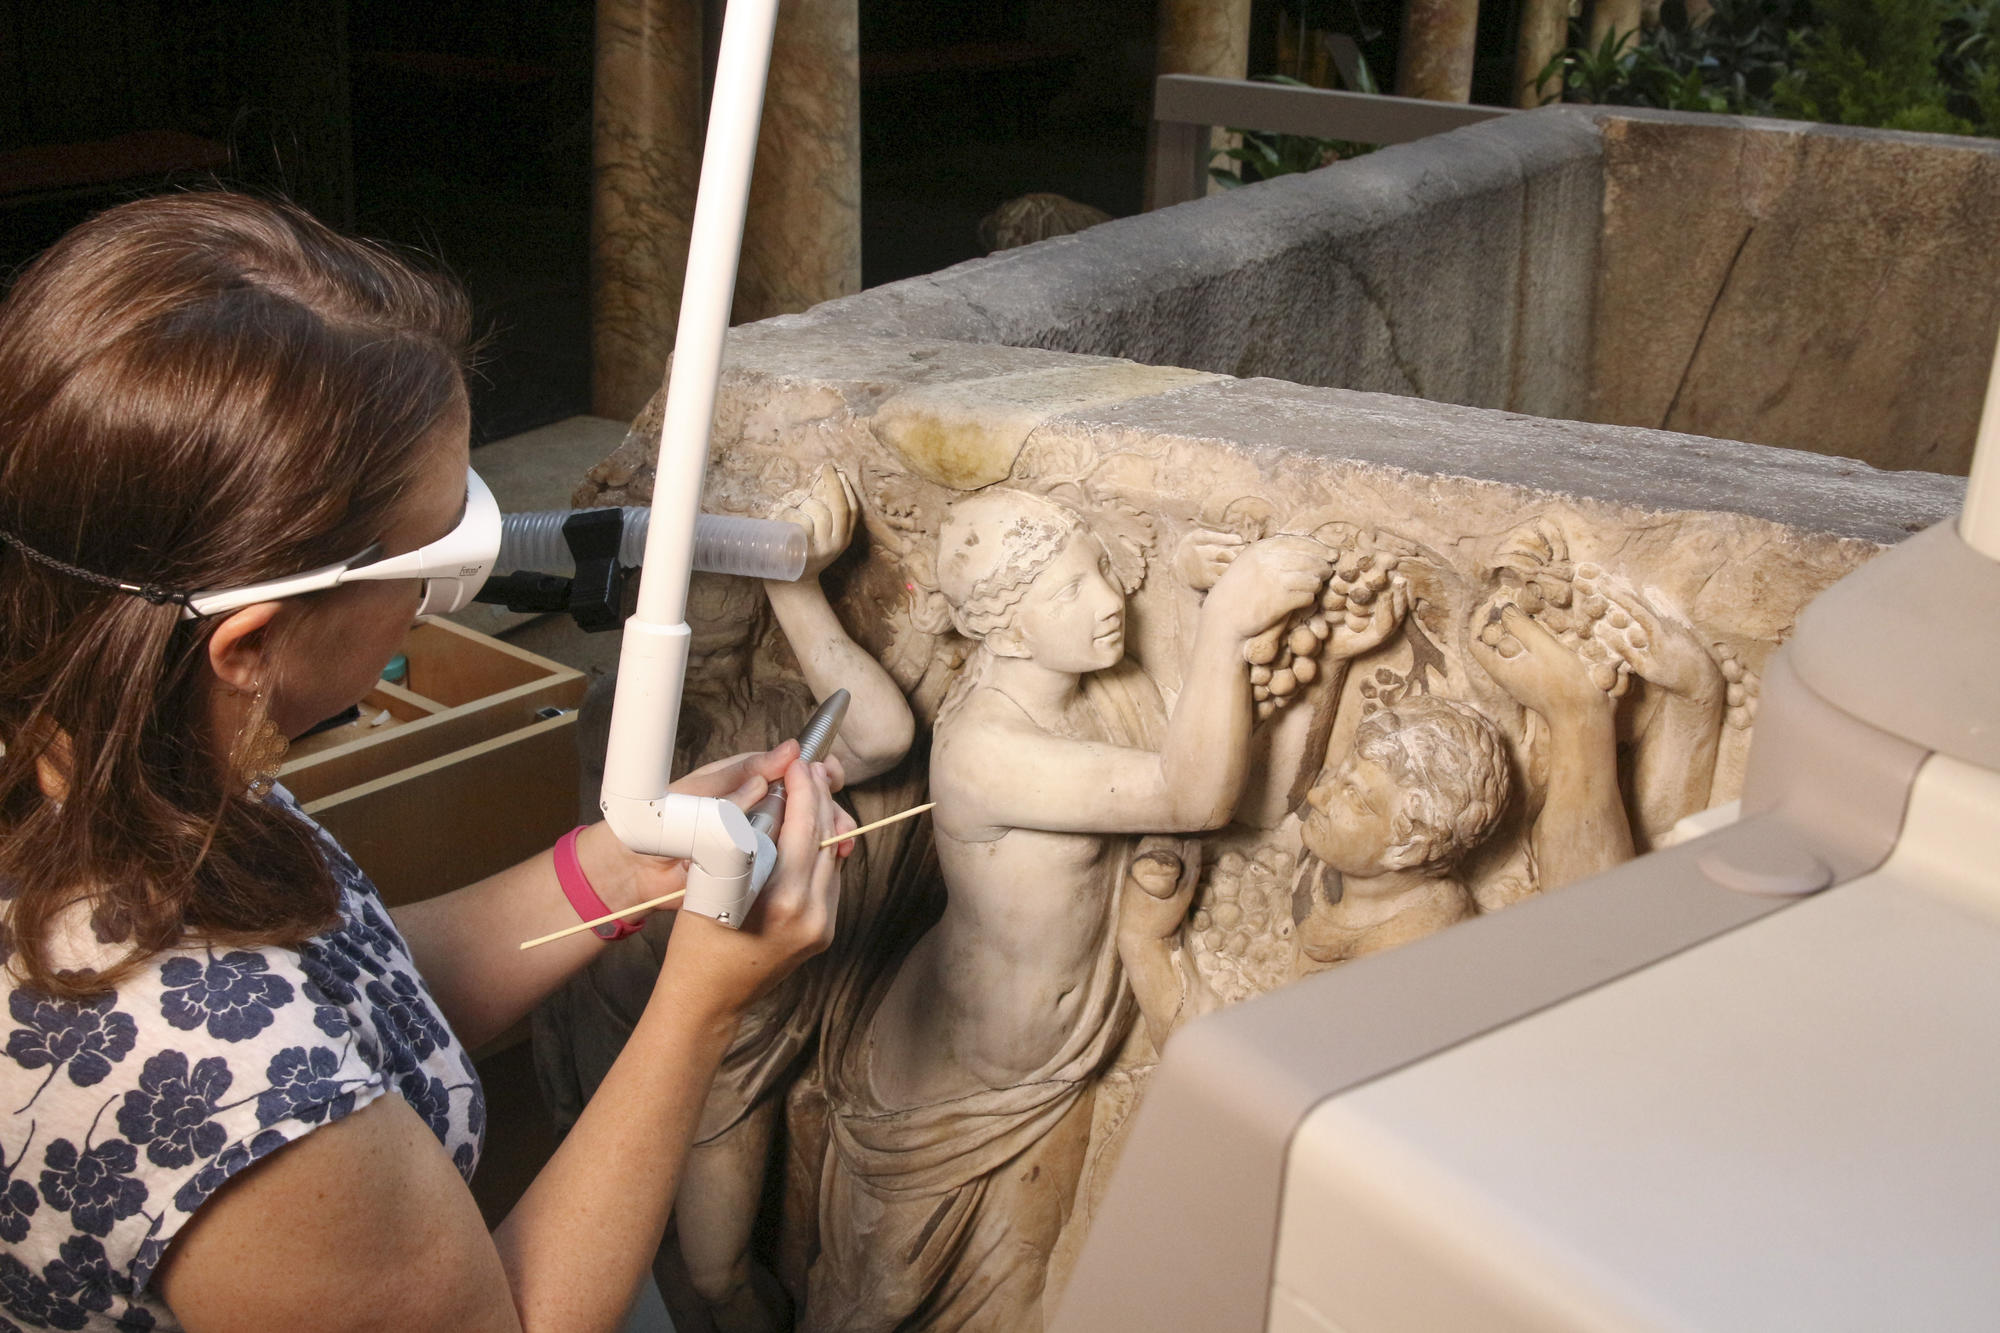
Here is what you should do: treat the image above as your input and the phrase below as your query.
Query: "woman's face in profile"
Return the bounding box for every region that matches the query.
[265,400,473,739]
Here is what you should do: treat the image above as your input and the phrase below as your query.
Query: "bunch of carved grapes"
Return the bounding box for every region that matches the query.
[1714,642,1761,728]
[1246,549,1401,720]
[1189,846,1297,1002]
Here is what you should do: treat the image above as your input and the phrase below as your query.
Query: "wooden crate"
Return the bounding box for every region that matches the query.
[303,712,581,908]
[273,619,583,1224]
[282,617,585,806]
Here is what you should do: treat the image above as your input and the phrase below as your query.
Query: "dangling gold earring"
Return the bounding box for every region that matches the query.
[232,687,289,799]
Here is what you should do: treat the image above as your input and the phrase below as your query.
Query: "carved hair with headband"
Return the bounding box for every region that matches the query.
[935,488,1094,641]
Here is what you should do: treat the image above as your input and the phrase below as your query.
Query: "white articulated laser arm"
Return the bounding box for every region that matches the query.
[598,0,784,927]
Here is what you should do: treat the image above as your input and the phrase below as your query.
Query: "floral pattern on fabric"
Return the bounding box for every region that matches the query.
[0,787,483,1331]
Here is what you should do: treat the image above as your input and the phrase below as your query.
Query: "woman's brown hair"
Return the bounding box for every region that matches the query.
[0,192,470,998]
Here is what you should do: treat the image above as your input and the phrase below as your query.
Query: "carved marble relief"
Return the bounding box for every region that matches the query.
[538,342,1916,1332]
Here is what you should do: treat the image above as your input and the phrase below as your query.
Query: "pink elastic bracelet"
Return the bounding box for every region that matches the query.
[553,826,646,941]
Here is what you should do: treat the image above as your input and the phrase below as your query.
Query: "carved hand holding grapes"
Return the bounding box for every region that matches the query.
[1173,525,1249,593]
[1471,597,1610,721]
[1242,541,1409,720]
[1573,566,1722,705]
[1322,560,1410,662]
[1209,535,1336,640]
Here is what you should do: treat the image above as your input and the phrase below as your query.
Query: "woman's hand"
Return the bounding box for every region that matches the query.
[573,740,848,915]
[1173,526,1248,593]
[1118,845,1196,946]
[1325,574,1409,662]
[1581,571,1722,706]
[1470,599,1609,724]
[654,757,855,1028]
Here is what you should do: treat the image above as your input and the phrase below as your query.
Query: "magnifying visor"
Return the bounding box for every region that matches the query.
[182,469,502,620]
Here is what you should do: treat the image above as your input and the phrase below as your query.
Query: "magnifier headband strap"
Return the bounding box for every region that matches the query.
[0,526,196,611]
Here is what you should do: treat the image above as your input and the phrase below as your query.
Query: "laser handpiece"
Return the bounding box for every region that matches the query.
[746,689,850,840]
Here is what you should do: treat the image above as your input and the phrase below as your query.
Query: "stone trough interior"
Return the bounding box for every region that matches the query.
[534,105,1976,1332]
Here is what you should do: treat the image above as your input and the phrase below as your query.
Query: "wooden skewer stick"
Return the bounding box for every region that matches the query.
[519,887,687,951]
[821,802,935,847]
[519,801,937,950]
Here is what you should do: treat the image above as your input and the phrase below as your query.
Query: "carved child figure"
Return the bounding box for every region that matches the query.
[807,488,1333,1332]
[1293,695,1513,968]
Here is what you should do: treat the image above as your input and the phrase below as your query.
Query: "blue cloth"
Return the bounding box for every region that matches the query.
[0,789,484,1330]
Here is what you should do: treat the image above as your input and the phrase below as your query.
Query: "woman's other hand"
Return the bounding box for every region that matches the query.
[778,463,862,579]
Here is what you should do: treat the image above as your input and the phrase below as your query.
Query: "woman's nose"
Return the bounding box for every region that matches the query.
[1305,782,1330,811]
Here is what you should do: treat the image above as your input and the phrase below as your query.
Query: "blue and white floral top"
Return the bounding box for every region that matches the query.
[0,788,484,1331]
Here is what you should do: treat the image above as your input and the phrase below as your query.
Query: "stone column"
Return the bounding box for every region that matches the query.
[1157,0,1253,81]
[735,0,861,325]
[1154,0,1252,195]
[1589,0,1645,50]
[1515,0,1569,107]
[1396,0,1481,103]
[593,0,861,420]
[592,0,704,422]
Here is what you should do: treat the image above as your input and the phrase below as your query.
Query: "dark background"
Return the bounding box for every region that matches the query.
[1,0,1524,442]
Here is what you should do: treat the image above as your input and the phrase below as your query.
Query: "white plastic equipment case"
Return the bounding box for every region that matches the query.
[1053,337,2000,1333]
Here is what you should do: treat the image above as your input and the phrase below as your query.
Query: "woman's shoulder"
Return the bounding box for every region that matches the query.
[0,917,397,1325]
[0,805,480,1330]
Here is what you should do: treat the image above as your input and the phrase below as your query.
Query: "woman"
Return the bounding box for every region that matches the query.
[0,192,851,1331]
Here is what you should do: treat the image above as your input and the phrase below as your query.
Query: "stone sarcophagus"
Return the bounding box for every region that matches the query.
[535,105,1969,1333]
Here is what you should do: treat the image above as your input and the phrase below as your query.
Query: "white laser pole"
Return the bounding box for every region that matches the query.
[597,0,783,925]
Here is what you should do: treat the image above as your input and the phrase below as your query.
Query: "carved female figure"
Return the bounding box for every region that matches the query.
[807,488,1333,1331]
[540,465,913,1332]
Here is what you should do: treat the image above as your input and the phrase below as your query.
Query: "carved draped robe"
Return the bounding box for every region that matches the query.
[804,661,1178,1332]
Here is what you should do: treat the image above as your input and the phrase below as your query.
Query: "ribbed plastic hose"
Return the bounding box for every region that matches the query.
[496,510,807,581]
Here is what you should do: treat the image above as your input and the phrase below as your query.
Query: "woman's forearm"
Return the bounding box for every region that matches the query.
[493,976,736,1331]
[1628,693,1724,847]
[1532,714,1635,891]
[392,825,673,1050]
[1159,623,1254,829]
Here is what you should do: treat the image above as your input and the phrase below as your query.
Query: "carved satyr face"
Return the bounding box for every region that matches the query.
[1001,532,1125,673]
[1301,751,1404,877]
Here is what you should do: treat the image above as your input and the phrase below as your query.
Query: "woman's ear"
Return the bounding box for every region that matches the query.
[205,602,284,693]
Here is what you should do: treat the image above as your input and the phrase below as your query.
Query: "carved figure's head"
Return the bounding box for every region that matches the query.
[1303,696,1510,879]
[937,488,1125,672]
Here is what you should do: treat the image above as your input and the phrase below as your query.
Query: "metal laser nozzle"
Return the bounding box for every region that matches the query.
[746,688,849,838]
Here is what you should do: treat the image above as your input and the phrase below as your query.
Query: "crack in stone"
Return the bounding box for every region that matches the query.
[1660,221,1755,432]
[1508,142,1534,412]
[1327,249,1426,398]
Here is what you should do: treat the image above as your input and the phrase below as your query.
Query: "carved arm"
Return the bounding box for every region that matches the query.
[1471,600,1635,891]
[763,464,915,783]
[1161,536,1336,827]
